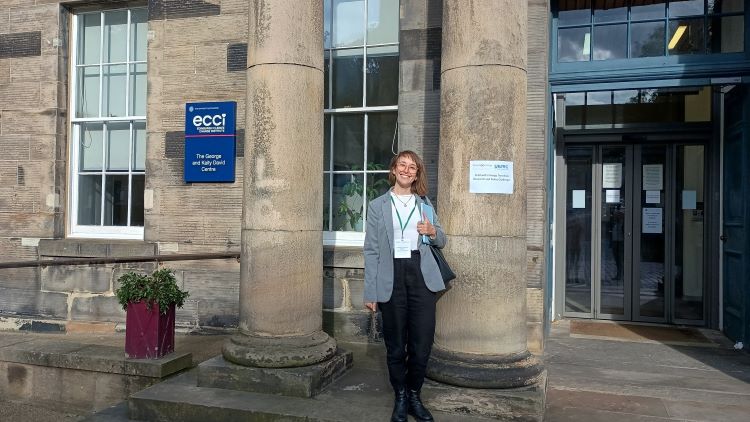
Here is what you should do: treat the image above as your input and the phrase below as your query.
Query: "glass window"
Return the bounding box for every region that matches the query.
[593,24,627,60]
[71,8,147,239]
[556,0,743,62]
[324,0,399,238]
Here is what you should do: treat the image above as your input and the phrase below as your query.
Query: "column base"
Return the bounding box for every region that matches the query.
[222,330,337,368]
[426,346,544,388]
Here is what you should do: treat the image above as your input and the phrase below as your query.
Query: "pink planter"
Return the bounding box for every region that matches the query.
[125,301,176,359]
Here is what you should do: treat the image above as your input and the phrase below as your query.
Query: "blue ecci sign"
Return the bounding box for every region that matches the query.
[184,101,237,183]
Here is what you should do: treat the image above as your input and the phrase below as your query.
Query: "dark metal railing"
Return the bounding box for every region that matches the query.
[0,252,241,269]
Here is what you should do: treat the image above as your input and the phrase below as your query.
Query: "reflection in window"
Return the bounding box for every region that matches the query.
[556,0,744,62]
[563,86,712,128]
[324,0,399,234]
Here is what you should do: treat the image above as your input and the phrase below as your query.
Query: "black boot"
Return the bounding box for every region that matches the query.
[391,387,408,422]
[408,389,434,421]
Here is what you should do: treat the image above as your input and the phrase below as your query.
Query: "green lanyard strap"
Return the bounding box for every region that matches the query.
[390,195,417,239]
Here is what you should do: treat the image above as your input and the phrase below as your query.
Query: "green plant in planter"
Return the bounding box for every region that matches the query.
[115,268,189,315]
[336,163,391,231]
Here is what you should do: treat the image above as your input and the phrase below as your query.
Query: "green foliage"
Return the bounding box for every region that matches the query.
[115,268,189,315]
[336,163,391,231]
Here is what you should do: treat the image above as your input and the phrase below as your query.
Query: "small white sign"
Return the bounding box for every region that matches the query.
[605,189,620,204]
[572,190,586,209]
[682,190,697,210]
[642,208,663,234]
[469,161,513,194]
[602,164,622,189]
[646,190,661,204]
[642,165,663,191]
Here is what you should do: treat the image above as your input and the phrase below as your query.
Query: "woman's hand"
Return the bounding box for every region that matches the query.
[365,302,377,312]
[417,212,437,238]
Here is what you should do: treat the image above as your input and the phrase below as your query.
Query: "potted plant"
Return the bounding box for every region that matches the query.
[115,268,189,359]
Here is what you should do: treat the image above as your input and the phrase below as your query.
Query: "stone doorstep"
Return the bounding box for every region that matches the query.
[0,338,192,378]
[128,349,546,422]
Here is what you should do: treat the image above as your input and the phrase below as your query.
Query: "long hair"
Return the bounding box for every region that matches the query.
[388,150,428,196]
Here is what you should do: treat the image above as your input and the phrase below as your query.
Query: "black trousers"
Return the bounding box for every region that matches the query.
[379,251,437,391]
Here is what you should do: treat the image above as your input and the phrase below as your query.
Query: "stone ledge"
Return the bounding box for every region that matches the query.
[323,245,364,268]
[38,239,157,258]
[197,348,353,398]
[0,338,191,378]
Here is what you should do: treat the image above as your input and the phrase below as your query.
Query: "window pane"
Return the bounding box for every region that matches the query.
[130,8,148,61]
[103,64,127,117]
[708,0,744,13]
[78,13,101,65]
[558,27,591,62]
[632,1,666,20]
[107,122,130,171]
[77,66,100,118]
[104,175,130,226]
[631,21,666,57]
[131,174,145,227]
[133,122,146,171]
[78,175,102,225]
[367,0,399,44]
[613,89,640,124]
[366,45,398,106]
[333,0,365,47]
[332,48,364,108]
[366,173,390,210]
[333,173,364,231]
[558,0,591,26]
[585,91,612,126]
[594,2,626,22]
[323,173,331,231]
[367,112,397,169]
[324,115,331,171]
[669,0,705,17]
[564,92,585,128]
[333,114,364,170]
[130,63,147,116]
[103,10,128,63]
[593,24,627,60]
[709,15,744,53]
[80,123,104,171]
[324,0,332,49]
[324,51,330,109]
[669,19,705,55]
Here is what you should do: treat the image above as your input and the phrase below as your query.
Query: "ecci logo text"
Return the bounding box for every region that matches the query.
[192,114,227,128]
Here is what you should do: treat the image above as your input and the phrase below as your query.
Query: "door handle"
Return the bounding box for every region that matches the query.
[720,235,727,242]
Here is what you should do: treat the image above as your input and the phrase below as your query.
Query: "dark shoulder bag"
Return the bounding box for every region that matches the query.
[421,197,456,285]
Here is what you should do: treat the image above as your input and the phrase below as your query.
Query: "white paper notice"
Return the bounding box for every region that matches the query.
[642,165,663,191]
[646,190,661,204]
[572,190,585,209]
[469,161,513,194]
[605,189,620,203]
[642,208,663,234]
[682,190,697,210]
[602,163,622,189]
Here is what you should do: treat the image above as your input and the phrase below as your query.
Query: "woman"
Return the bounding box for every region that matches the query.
[364,150,447,422]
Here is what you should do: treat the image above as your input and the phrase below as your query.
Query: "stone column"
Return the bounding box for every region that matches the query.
[427,0,543,388]
[223,0,336,368]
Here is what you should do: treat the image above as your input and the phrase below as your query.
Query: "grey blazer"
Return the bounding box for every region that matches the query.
[363,192,447,303]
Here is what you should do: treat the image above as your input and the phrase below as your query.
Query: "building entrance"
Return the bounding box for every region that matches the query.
[562,141,707,325]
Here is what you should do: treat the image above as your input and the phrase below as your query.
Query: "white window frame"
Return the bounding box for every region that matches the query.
[68,8,147,240]
[323,0,399,246]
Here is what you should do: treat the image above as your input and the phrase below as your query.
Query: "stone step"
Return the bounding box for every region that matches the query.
[127,359,542,421]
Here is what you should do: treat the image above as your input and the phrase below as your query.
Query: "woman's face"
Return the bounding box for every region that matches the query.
[392,156,418,189]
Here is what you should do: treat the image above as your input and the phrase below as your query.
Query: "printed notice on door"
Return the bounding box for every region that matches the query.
[469,161,513,194]
[602,163,622,188]
[642,207,663,234]
[642,165,663,191]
